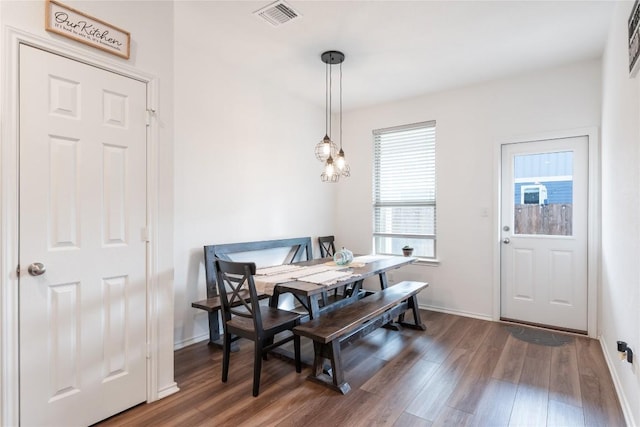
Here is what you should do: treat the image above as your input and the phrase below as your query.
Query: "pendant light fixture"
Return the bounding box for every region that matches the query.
[317,50,348,182]
[315,54,338,164]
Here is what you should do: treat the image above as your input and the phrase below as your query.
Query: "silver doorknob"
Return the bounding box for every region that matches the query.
[502,238,510,244]
[27,262,46,276]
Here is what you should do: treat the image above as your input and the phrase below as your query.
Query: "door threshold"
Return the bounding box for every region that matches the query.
[500,317,587,336]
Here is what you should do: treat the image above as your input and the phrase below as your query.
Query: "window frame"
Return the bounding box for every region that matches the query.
[372,120,437,259]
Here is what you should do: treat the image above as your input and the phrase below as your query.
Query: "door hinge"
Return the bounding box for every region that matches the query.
[146,109,156,126]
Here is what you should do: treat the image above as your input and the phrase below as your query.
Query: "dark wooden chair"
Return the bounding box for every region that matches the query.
[318,235,336,258]
[215,259,302,397]
[318,235,352,299]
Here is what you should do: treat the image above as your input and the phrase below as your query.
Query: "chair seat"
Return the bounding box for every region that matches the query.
[191,289,269,312]
[227,306,301,333]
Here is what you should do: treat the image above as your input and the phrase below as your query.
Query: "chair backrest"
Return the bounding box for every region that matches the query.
[214,259,264,332]
[204,237,313,299]
[318,235,336,258]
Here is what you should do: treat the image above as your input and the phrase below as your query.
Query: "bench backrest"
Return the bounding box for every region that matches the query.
[203,237,313,298]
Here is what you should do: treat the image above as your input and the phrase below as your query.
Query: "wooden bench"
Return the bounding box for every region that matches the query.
[293,280,428,394]
[192,237,313,345]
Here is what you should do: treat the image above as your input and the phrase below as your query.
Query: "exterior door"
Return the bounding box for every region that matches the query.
[500,136,588,332]
[19,45,148,426]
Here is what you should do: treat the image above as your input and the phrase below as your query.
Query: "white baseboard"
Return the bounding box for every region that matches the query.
[599,336,636,427]
[156,382,180,400]
[174,333,210,351]
[418,303,493,322]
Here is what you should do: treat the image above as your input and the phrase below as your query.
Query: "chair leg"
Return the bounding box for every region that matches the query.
[294,333,302,373]
[222,332,231,383]
[253,341,263,397]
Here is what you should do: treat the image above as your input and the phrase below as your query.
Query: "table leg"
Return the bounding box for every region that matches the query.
[269,288,280,308]
[308,296,321,319]
[378,271,402,330]
[379,271,389,289]
[267,290,321,367]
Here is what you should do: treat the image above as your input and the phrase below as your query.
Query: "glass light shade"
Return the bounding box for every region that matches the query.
[320,156,340,182]
[320,171,340,183]
[315,135,337,162]
[325,156,335,175]
[335,149,346,170]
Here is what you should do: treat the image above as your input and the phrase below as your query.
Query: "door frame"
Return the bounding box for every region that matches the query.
[1,27,163,426]
[492,127,600,338]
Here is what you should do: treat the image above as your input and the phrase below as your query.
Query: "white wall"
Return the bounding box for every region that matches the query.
[3,0,636,423]
[172,3,335,347]
[601,2,640,425]
[0,0,176,418]
[336,60,602,319]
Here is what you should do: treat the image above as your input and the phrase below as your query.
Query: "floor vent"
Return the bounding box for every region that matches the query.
[253,0,301,27]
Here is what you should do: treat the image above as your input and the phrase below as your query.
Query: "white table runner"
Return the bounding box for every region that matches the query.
[253,262,363,294]
[255,264,304,276]
[296,269,360,286]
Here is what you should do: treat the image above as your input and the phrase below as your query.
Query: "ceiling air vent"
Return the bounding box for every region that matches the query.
[253,0,301,27]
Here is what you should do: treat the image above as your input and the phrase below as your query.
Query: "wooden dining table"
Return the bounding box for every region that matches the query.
[268,255,417,320]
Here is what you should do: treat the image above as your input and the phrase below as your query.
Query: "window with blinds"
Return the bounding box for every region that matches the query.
[373,121,436,258]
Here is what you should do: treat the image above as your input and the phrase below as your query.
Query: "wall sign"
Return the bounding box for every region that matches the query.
[45,0,130,59]
[630,0,640,77]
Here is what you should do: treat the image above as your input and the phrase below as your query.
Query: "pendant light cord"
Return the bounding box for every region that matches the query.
[328,59,332,139]
[339,62,343,150]
[325,62,329,136]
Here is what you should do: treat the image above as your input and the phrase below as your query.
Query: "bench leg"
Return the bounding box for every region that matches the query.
[208,311,221,344]
[328,340,350,393]
[399,295,427,331]
[208,310,241,351]
[307,341,351,394]
[311,342,324,377]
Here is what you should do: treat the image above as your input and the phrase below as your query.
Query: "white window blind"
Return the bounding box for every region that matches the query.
[373,121,436,258]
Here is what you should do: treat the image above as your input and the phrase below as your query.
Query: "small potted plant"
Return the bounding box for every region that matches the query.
[402,245,414,257]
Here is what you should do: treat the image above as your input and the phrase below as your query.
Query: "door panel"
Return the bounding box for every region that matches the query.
[500,136,588,332]
[513,248,534,300]
[19,44,147,426]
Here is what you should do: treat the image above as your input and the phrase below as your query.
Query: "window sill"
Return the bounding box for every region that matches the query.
[374,252,439,266]
[414,257,440,266]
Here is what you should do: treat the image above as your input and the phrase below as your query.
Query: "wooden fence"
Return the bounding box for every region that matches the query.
[514,204,572,236]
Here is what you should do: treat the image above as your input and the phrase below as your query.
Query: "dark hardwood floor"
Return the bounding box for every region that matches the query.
[97,310,625,426]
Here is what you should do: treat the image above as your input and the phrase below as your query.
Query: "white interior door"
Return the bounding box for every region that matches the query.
[500,136,588,332]
[19,44,148,426]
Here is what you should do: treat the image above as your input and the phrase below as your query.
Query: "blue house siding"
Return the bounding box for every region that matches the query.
[515,181,573,204]
[514,151,573,178]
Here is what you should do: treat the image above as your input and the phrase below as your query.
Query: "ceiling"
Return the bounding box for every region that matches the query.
[189,0,616,111]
